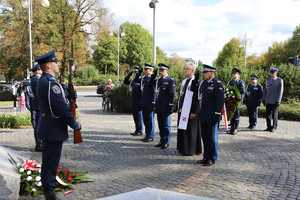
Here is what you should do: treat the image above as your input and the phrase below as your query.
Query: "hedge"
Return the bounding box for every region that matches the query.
[240,102,300,121]
[0,114,31,128]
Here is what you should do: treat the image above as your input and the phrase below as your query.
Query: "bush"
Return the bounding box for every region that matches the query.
[0,114,31,128]
[216,64,300,101]
[111,84,132,113]
[240,102,300,121]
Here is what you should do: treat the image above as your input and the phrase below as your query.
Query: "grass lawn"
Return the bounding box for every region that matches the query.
[0,101,14,107]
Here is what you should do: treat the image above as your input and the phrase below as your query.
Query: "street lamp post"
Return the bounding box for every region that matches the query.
[117,25,125,81]
[28,0,33,73]
[149,0,158,66]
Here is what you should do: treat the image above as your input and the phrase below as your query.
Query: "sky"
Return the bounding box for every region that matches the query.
[104,0,300,64]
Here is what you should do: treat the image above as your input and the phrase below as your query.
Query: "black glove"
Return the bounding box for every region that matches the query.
[194,69,200,80]
[275,102,280,107]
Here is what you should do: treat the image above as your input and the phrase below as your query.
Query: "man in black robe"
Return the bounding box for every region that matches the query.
[177,62,202,156]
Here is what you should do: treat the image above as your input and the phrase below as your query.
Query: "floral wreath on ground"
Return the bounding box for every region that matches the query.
[8,154,92,197]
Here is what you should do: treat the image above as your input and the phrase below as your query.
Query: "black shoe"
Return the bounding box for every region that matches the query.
[264,128,272,132]
[161,143,169,149]
[196,159,208,164]
[202,160,215,167]
[227,129,238,135]
[141,138,154,142]
[131,132,143,136]
[44,191,58,200]
[270,128,275,132]
[154,143,162,147]
[248,126,255,130]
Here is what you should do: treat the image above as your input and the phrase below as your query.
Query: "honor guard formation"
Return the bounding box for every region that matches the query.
[26,50,284,200]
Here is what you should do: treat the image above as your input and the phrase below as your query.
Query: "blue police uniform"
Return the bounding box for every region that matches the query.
[228,79,245,134]
[123,67,143,135]
[141,64,157,141]
[35,51,80,198]
[244,80,263,129]
[29,72,42,151]
[155,65,176,148]
[197,65,224,166]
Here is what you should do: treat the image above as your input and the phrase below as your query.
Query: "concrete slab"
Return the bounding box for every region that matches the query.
[96,188,215,200]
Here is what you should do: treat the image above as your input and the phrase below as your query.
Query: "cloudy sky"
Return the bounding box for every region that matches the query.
[104,0,300,64]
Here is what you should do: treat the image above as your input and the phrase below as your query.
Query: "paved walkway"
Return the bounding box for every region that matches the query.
[1,96,300,200]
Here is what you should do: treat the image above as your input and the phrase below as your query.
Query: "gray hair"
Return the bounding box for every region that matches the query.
[185,62,196,71]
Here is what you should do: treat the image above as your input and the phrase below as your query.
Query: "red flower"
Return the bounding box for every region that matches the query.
[67,176,73,183]
[22,160,40,171]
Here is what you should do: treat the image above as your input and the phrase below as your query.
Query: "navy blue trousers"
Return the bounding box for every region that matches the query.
[201,122,219,161]
[142,110,155,139]
[31,110,41,146]
[230,109,240,131]
[247,106,258,127]
[157,113,171,145]
[41,141,63,193]
[132,110,143,134]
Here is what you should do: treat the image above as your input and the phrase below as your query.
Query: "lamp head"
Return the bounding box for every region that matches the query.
[149,0,158,8]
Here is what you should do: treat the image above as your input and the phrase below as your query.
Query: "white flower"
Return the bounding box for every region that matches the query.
[38,169,41,173]
[32,188,37,192]
[36,164,41,168]
[19,168,25,173]
[26,176,32,181]
[27,170,32,175]
[35,176,41,182]
[17,163,22,168]
[36,181,42,187]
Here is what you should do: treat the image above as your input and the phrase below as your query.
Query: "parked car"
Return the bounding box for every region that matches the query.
[0,83,15,101]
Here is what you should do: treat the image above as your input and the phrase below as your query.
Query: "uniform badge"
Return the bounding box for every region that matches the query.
[52,85,62,94]
[208,86,214,90]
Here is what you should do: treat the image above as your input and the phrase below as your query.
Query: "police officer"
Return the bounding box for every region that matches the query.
[35,51,81,200]
[123,65,143,136]
[154,63,176,149]
[26,63,43,151]
[243,74,263,129]
[196,65,224,166]
[140,63,157,142]
[227,68,245,135]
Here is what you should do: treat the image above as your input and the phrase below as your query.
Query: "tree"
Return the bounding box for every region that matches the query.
[119,22,152,67]
[214,38,245,68]
[287,25,300,58]
[93,33,117,74]
[156,47,168,64]
[0,0,103,81]
[262,41,288,67]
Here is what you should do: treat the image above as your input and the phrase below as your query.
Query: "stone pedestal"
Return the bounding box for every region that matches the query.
[0,146,23,200]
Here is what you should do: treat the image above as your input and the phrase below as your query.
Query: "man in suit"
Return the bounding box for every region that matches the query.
[123,66,143,136]
[244,74,263,129]
[154,63,176,149]
[196,65,224,166]
[35,51,81,200]
[227,68,245,135]
[264,67,284,132]
[140,64,157,142]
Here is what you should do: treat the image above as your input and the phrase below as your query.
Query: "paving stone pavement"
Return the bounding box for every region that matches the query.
[1,96,300,200]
